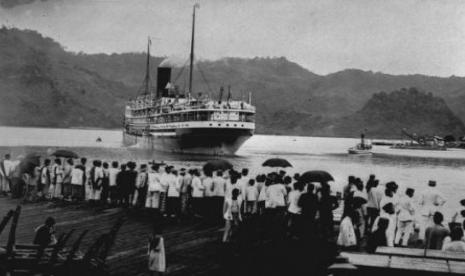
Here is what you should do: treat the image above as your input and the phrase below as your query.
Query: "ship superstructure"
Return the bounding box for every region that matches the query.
[123,4,255,155]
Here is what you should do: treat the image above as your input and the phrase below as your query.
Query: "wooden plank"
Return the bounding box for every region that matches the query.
[376,246,425,257]
[449,260,465,274]
[340,252,390,267]
[389,256,449,273]
[426,250,465,261]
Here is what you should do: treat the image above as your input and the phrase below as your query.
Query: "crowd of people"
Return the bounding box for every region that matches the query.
[2,153,465,257]
[337,175,465,253]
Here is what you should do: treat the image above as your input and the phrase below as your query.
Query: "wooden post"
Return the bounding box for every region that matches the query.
[0,210,14,236]
[6,206,21,256]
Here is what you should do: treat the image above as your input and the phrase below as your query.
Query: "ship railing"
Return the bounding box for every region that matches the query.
[129,104,256,113]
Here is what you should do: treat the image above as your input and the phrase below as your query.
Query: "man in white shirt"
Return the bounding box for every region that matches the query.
[418,180,446,241]
[39,159,51,198]
[159,166,171,214]
[191,170,205,217]
[238,168,250,197]
[167,170,182,217]
[50,159,64,199]
[1,154,14,194]
[90,160,104,201]
[212,171,227,221]
[70,164,84,201]
[108,161,120,205]
[395,188,415,246]
[202,172,214,221]
[146,164,161,209]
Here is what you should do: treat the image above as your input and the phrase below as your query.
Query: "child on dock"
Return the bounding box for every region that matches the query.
[148,229,166,276]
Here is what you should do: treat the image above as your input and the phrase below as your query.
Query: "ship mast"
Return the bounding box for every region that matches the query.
[189,4,199,95]
[144,37,152,95]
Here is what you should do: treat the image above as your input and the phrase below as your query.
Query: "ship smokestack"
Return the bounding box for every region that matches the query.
[157,67,172,97]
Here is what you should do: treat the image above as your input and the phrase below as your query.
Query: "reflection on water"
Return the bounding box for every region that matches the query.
[0,126,464,219]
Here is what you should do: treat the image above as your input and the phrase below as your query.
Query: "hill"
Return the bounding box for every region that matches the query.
[331,88,465,138]
[1,27,465,138]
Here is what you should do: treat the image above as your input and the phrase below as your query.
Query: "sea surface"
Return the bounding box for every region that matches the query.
[1,126,465,220]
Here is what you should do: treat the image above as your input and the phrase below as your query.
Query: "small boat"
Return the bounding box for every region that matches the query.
[348,133,372,155]
[348,145,372,155]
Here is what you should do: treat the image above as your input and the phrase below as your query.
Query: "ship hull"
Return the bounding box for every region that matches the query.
[123,128,253,156]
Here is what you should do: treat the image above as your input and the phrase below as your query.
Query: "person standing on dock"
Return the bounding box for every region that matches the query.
[62,158,73,200]
[1,154,14,194]
[212,170,227,220]
[148,228,166,276]
[418,180,446,242]
[38,159,51,199]
[395,188,416,246]
[366,179,383,231]
[108,161,120,205]
[50,158,64,199]
[134,164,148,208]
[180,169,192,216]
[70,161,84,201]
[166,169,181,218]
[191,169,205,218]
[202,170,214,221]
[146,164,161,210]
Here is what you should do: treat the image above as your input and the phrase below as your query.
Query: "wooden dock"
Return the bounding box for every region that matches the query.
[0,197,223,275]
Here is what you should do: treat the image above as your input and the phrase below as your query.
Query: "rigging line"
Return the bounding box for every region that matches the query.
[196,63,214,96]
[172,59,190,83]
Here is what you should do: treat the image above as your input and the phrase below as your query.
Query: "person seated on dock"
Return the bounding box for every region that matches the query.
[33,217,57,247]
[425,212,449,250]
[442,226,465,252]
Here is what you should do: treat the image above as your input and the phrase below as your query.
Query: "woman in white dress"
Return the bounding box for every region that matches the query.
[148,231,166,276]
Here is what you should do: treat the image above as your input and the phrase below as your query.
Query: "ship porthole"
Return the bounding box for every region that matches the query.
[218,124,221,126]
[209,123,212,126]
[226,124,229,127]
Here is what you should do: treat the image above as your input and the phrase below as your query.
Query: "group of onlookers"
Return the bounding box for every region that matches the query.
[4,153,465,256]
[337,174,465,253]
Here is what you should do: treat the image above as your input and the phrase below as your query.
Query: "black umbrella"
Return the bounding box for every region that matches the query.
[203,159,233,172]
[262,158,292,168]
[51,149,78,159]
[299,170,334,183]
[19,153,41,175]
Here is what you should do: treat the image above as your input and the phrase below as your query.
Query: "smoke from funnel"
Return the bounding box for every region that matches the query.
[159,56,188,68]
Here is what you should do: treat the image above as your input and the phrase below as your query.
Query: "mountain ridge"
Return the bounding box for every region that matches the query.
[1,27,465,138]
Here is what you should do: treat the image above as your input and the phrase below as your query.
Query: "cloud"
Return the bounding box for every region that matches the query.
[0,0,48,9]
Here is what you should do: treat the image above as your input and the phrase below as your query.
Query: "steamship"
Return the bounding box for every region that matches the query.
[122,5,255,155]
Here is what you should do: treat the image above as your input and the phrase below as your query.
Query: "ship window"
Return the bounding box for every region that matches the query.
[241,124,244,127]
[209,123,212,126]
[234,124,237,127]
[226,124,229,126]
[218,124,221,126]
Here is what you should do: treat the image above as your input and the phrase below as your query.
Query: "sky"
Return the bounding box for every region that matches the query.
[1,0,465,76]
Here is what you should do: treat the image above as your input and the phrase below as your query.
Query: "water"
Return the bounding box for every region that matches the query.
[1,126,465,220]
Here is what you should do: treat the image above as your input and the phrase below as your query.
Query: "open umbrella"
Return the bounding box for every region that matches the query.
[19,153,41,175]
[51,149,78,159]
[262,158,292,168]
[203,159,233,172]
[299,170,334,183]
